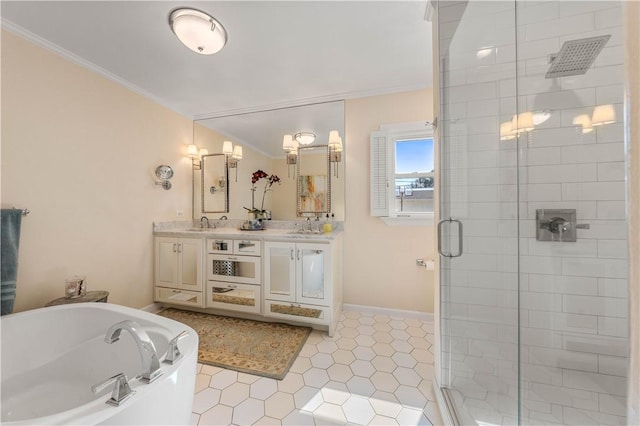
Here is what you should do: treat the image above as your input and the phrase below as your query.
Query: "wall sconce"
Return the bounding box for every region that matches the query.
[222,141,242,181]
[500,121,516,140]
[282,134,298,178]
[328,130,343,178]
[187,144,208,169]
[154,165,174,190]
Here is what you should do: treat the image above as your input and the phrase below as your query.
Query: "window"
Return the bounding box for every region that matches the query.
[370,122,435,224]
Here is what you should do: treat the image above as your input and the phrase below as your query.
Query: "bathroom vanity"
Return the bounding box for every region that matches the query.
[153,224,343,336]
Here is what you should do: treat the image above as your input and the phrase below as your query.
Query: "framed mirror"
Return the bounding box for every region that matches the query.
[297,145,331,216]
[193,100,345,220]
[201,154,229,213]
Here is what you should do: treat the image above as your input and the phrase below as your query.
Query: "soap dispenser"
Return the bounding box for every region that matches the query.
[323,214,332,233]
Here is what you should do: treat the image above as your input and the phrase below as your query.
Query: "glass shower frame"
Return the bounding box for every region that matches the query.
[436,1,629,425]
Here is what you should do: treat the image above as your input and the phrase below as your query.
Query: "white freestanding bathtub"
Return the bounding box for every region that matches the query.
[1,303,198,425]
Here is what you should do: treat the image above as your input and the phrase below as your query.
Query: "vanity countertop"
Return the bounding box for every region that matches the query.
[154,226,342,241]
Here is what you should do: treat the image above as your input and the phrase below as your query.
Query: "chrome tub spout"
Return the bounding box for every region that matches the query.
[105,320,162,383]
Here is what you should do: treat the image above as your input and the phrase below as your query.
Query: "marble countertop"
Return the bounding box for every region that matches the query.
[153,221,342,241]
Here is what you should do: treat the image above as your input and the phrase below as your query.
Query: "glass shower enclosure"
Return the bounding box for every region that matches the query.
[436,1,628,425]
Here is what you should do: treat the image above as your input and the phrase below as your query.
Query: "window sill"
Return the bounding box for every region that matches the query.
[379,215,434,226]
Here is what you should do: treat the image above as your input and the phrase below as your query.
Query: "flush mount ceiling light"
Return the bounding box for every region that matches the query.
[169,8,227,55]
[294,132,316,145]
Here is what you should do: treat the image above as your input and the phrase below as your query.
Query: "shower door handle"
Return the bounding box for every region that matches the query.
[437,218,463,258]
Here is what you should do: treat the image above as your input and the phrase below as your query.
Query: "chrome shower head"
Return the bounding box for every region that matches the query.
[545,35,610,79]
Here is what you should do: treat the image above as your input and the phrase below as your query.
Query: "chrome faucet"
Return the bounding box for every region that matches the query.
[219,215,228,220]
[104,320,162,384]
[200,216,210,228]
[305,217,311,231]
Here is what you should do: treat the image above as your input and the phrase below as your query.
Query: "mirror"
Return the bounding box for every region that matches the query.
[201,154,229,213]
[193,100,345,221]
[297,145,331,216]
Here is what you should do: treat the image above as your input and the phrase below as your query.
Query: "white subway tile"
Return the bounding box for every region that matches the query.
[598,394,626,417]
[528,274,598,296]
[529,311,597,334]
[597,278,628,298]
[516,2,559,27]
[528,126,596,148]
[526,184,563,202]
[595,84,624,105]
[597,316,628,338]
[596,122,624,144]
[597,239,628,259]
[561,182,625,201]
[521,363,564,386]
[527,238,598,258]
[594,4,623,29]
[580,220,627,240]
[526,87,596,111]
[558,1,618,17]
[597,161,625,182]
[527,164,597,184]
[525,13,594,41]
[598,355,627,376]
[521,327,563,349]
[562,369,626,397]
[448,82,497,103]
[524,201,597,220]
[466,99,499,118]
[562,142,624,164]
[595,46,624,68]
[563,334,627,357]
[528,346,598,373]
[467,151,498,169]
[468,185,498,202]
[561,65,624,90]
[562,406,625,425]
[596,201,625,220]
[562,294,628,317]
[521,255,562,275]
[521,291,562,312]
[559,26,624,48]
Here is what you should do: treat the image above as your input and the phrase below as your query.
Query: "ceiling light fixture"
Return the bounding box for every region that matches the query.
[294,132,316,145]
[169,8,227,55]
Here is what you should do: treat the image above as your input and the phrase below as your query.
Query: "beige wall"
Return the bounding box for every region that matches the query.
[344,89,435,313]
[626,1,640,422]
[2,30,435,315]
[1,30,197,311]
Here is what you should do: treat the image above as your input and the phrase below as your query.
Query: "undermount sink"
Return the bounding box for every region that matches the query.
[289,230,323,235]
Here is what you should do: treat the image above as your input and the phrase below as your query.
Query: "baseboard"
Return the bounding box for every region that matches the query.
[140,302,162,313]
[342,303,434,322]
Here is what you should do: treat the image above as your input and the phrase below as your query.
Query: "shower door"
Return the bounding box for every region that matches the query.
[437,1,629,425]
[437,2,520,424]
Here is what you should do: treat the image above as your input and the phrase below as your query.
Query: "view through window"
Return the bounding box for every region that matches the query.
[394,138,434,214]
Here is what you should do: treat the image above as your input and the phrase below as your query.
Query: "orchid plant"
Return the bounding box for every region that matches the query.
[245,170,281,215]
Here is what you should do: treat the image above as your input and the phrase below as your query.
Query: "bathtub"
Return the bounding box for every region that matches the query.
[1,303,198,425]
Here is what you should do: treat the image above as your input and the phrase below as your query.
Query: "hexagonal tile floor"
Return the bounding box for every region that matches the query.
[191,309,442,426]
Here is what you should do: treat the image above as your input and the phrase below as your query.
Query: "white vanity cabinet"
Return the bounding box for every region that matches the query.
[263,241,334,327]
[154,237,204,307]
[205,238,262,314]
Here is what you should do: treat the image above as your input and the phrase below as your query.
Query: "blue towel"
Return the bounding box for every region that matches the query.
[1,209,23,315]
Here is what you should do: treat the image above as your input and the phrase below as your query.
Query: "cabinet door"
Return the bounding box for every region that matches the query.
[264,242,296,302]
[297,243,331,306]
[178,238,203,291]
[155,237,178,288]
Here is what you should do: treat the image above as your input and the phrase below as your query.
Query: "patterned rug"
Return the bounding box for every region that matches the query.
[157,308,311,380]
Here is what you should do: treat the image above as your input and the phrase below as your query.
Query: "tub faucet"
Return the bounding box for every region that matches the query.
[104,320,162,384]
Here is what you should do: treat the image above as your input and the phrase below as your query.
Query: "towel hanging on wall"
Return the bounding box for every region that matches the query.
[1,209,24,315]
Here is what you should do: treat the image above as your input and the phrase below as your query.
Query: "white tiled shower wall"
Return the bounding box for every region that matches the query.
[439,1,627,425]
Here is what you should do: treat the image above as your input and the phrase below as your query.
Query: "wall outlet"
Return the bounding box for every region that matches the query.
[176,210,184,218]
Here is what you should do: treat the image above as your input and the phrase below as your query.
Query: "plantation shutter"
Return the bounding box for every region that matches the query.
[370,130,389,217]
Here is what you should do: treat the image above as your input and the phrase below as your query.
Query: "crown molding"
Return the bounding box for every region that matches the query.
[193,83,430,121]
[1,18,190,118]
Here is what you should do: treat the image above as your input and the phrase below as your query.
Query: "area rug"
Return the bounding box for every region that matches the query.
[157,308,311,380]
